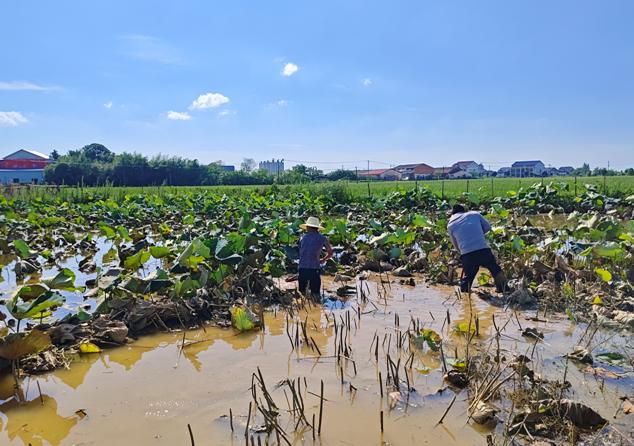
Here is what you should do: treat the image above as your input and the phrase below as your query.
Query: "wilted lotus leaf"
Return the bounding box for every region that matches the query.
[0,329,52,360]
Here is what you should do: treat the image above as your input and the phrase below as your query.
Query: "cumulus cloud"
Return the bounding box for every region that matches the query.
[0,111,28,127]
[282,62,299,77]
[104,101,113,109]
[190,92,230,110]
[362,78,372,87]
[167,111,192,121]
[0,81,59,91]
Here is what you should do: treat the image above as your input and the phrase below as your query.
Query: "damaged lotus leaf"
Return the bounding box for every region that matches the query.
[0,329,52,360]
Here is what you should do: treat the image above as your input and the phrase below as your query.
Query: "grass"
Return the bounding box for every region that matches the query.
[2,175,633,203]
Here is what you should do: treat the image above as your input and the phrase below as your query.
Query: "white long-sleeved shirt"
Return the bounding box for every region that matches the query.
[447,211,491,255]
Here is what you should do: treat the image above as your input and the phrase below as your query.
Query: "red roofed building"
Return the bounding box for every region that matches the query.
[0,149,52,169]
[357,168,402,181]
[0,149,52,184]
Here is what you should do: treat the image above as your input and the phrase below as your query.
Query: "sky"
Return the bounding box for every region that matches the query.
[1,0,633,172]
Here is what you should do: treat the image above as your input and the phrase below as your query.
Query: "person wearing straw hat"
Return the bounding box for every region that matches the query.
[298,216,333,299]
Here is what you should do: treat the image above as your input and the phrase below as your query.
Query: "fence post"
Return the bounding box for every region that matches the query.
[574,176,577,197]
[367,181,371,199]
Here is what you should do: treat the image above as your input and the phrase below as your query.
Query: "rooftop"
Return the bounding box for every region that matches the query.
[512,160,543,167]
[3,149,50,160]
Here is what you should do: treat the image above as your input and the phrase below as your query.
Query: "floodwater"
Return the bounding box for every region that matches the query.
[0,277,632,446]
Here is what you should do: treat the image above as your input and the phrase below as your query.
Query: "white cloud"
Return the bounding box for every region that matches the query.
[218,109,236,117]
[167,111,192,121]
[0,111,28,127]
[190,92,230,110]
[0,81,59,91]
[282,62,299,77]
[362,78,372,87]
[104,101,113,109]
[276,99,289,107]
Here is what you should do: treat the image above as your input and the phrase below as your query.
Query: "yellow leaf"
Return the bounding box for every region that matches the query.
[0,329,51,360]
[455,322,476,335]
[592,295,603,305]
[79,342,101,354]
[230,306,255,332]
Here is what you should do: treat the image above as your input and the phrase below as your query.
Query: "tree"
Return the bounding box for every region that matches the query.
[573,163,591,177]
[241,158,257,172]
[327,169,357,181]
[50,150,60,161]
[81,143,114,163]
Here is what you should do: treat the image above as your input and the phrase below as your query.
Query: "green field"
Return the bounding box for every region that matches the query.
[2,175,634,203]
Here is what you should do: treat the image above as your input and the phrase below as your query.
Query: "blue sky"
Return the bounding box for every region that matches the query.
[1,0,633,171]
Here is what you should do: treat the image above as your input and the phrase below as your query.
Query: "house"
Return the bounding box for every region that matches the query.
[497,167,512,177]
[544,167,561,177]
[0,149,52,169]
[447,166,471,179]
[358,169,402,181]
[394,163,435,180]
[558,166,574,176]
[433,167,449,179]
[0,149,52,184]
[451,161,485,177]
[510,160,546,177]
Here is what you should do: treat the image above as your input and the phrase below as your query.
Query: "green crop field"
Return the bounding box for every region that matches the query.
[2,175,634,203]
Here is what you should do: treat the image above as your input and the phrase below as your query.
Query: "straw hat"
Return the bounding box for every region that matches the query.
[300,216,324,230]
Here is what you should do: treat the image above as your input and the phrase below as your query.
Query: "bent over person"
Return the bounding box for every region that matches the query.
[298,216,333,299]
[447,204,507,293]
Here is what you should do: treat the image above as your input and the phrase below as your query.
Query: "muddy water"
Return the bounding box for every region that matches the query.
[0,279,632,446]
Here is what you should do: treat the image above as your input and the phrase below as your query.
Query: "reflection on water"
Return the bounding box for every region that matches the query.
[0,277,631,446]
[0,395,77,446]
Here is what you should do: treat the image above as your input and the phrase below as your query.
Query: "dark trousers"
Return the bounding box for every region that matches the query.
[460,248,502,292]
[298,268,321,298]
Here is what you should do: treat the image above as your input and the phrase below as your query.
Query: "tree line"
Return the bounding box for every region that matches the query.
[44,144,356,186]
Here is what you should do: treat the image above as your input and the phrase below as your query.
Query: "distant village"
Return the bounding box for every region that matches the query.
[358,160,575,181]
[0,148,610,185]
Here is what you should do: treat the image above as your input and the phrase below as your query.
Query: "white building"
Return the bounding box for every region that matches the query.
[510,160,546,177]
[451,161,485,177]
[259,159,284,175]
